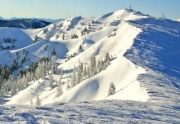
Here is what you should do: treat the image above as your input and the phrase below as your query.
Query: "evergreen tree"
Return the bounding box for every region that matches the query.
[81,30,84,36]
[90,56,96,77]
[83,65,87,79]
[105,52,110,66]
[36,95,41,106]
[86,66,90,78]
[12,59,19,71]
[71,34,78,39]
[33,35,38,43]
[76,65,82,84]
[71,67,76,87]
[51,55,56,74]
[66,75,71,90]
[62,33,65,40]
[108,82,116,96]
[56,75,63,97]
[51,47,57,56]
[79,45,83,53]
[84,27,88,34]
[49,72,53,88]
[88,23,91,29]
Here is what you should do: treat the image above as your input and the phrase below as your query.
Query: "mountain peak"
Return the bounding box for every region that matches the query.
[98,8,147,23]
[0,16,3,20]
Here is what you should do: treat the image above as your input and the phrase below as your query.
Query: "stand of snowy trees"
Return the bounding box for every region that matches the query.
[67,52,111,90]
[0,51,115,104]
[0,56,56,97]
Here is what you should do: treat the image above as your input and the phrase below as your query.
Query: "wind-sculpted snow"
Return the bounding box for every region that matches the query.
[1,100,180,123]
[125,17,180,88]
[125,17,180,110]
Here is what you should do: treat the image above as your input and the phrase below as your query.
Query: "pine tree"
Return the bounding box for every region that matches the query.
[108,82,116,96]
[79,45,83,52]
[56,71,63,97]
[51,55,56,74]
[9,75,16,96]
[22,74,28,88]
[62,33,65,40]
[83,65,87,79]
[49,72,53,88]
[66,75,71,90]
[33,35,38,43]
[51,47,57,56]
[81,30,84,36]
[71,67,76,87]
[36,95,41,106]
[56,83,63,97]
[105,52,110,66]
[86,65,90,78]
[88,23,91,29]
[84,27,88,34]
[90,56,96,77]
[76,65,82,84]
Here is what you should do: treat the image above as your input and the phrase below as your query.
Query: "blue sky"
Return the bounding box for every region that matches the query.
[0,0,179,19]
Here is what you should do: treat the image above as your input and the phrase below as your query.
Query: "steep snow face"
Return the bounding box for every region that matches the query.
[125,17,180,104]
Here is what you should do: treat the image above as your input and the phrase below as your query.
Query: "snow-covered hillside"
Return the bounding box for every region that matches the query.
[4,9,150,105]
[0,9,180,123]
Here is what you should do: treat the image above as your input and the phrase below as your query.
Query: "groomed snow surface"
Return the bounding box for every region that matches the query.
[0,9,180,123]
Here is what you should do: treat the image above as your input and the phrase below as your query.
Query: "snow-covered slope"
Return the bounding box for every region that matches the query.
[1,100,180,123]
[0,28,33,51]
[1,9,180,123]
[6,9,150,105]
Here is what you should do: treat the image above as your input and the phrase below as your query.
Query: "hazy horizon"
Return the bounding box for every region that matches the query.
[0,0,179,20]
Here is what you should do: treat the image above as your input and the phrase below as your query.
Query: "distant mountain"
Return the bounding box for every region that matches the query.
[0,19,51,29]
[34,18,64,23]
[176,18,180,22]
[8,17,64,23]
[0,16,3,20]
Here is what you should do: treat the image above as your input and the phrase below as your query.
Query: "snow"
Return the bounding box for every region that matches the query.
[0,28,32,49]
[176,18,180,22]
[1,100,180,123]
[0,8,180,123]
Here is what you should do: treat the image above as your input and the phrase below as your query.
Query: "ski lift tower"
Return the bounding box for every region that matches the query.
[162,13,166,20]
[129,5,131,10]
